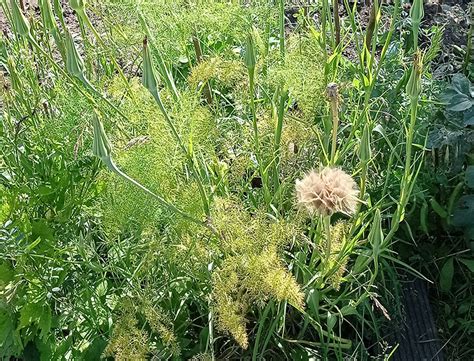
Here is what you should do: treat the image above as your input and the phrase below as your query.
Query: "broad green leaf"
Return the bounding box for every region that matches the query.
[340,305,358,316]
[451,73,471,96]
[0,306,22,358]
[440,257,454,292]
[18,303,43,329]
[464,106,474,126]
[459,258,474,273]
[447,97,473,112]
[466,166,474,189]
[441,74,474,112]
[0,262,14,286]
[452,195,474,228]
[327,312,337,332]
[38,306,52,340]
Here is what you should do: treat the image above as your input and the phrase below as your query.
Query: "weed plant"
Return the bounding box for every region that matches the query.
[0,0,450,360]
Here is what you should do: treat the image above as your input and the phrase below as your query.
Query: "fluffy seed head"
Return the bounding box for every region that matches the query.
[296,167,359,216]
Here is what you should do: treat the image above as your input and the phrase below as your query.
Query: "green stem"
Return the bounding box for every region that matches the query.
[386,98,418,243]
[278,0,285,60]
[26,34,130,131]
[103,156,207,228]
[323,215,332,270]
[78,9,133,95]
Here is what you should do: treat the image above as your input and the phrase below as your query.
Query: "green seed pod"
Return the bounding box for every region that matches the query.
[92,113,111,162]
[429,197,448,219]
[142,37,158,93]
[10,0,30,36]
[405,51,423,101]
[410,0,424,25]
[244,33,256,71]
[359,123,371,163]
[69,0,86,11]
[65,31,84,78]
[39,0,57,32]
[410,0,424,49]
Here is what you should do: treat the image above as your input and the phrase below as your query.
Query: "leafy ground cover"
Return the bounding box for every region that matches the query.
[0,0,472,360]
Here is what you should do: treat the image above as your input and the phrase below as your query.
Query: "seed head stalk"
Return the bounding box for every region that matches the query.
[327,83,340,165]
[278,0,285,60]
[322,214,332,271]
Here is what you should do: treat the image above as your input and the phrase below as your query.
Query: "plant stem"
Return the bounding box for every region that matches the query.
[333,0,341,47]
[327,83,340,164]
[323,215,331,271]
[278,0,285,60]
[192,32,213,105]
[106,158,203,225]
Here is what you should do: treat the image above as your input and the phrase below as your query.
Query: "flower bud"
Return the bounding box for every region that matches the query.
[359,123,371,163]
[410,0,424,49]
[410,0,424,25]
[142,37,158,99]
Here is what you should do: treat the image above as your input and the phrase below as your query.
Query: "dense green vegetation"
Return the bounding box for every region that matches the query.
[0,0,472,359]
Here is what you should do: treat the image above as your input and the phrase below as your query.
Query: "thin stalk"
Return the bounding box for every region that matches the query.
[273,87,288,194]
[333,0,341,47]
[76,8,133,95]
[327,83,340,164]
[27,34,129,125]
[278,0,285,60]
[463,5,473,74]
[143,38,210,216]
[192,32,213,105]
[386,96,419,244]
[138,10,180,102]
[323,215,332,271]
[359,120,371,201]
[248,67,259,154]
[321,0,328,83]
[207,308,215,361]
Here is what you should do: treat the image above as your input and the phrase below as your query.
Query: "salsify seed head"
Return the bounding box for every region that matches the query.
[296,167,359,216]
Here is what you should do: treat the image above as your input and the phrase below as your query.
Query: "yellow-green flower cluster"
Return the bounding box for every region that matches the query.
[104,298,180,359]
[188,57,246,90]
[103,301,149,360]
[321,221,350,290]
[211,199,304,348]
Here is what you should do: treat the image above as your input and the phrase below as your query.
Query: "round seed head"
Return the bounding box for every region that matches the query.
[296,167,359,216]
